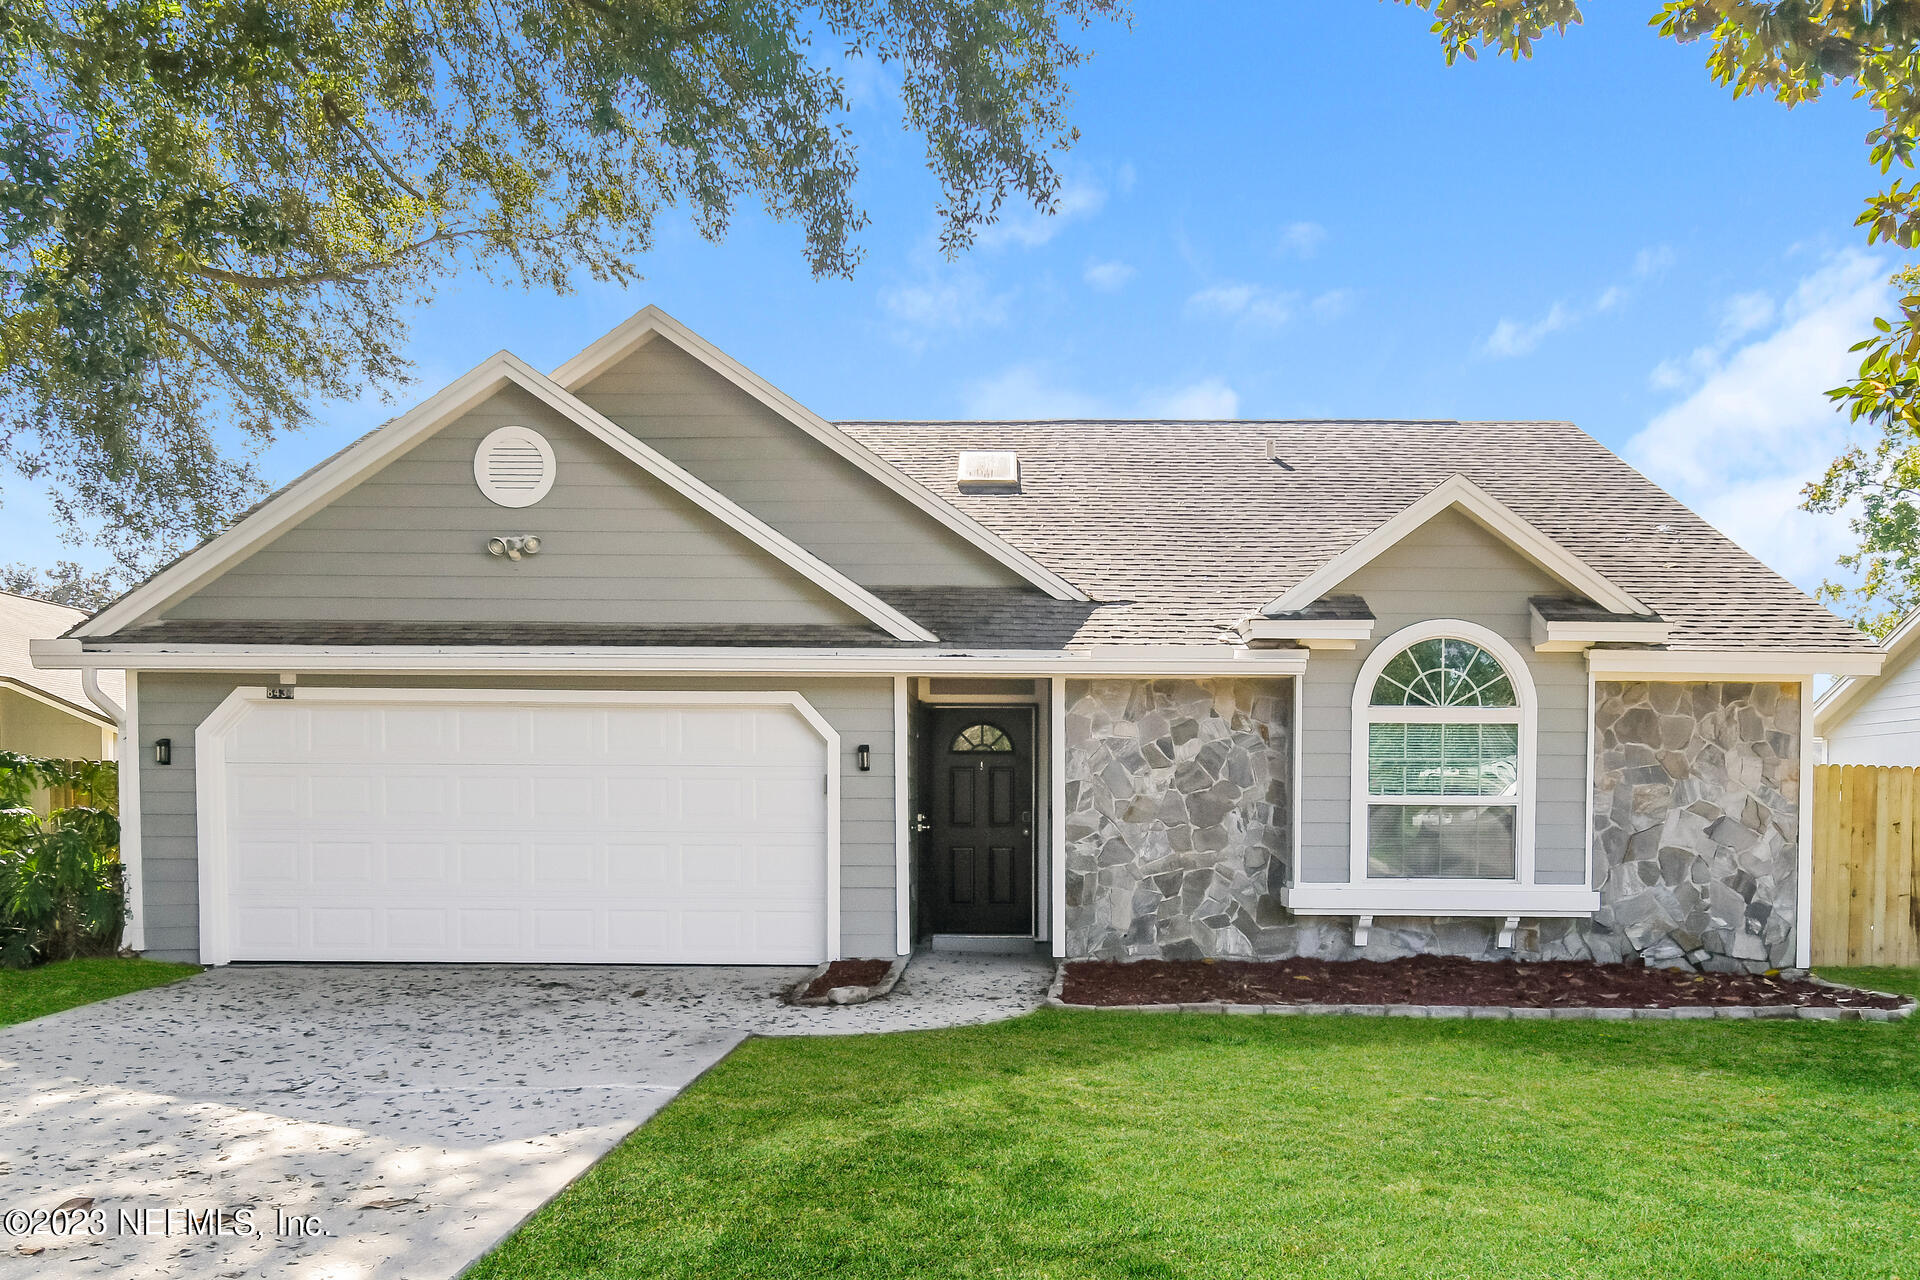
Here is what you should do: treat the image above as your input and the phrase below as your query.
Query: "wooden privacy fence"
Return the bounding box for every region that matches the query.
[1813,764,1920,967]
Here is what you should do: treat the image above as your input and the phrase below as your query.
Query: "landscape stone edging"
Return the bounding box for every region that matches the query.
[787,954,912,1007]
[1038,964,1916,1022]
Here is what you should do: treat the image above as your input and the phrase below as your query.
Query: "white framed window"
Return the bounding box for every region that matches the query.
[1350,619,1536,885]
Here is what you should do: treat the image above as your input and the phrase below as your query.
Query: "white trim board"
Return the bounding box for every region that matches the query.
[33,638,1313,678]
[192,686,841,966]
[552,305,1087,602]
[1263,473,1648,618]
[1529,603,1670,652]
[82,352,937,644]
[1282,884,1601,916]
[893,675,911,957]
[110,671,143,952]
[1049,676,1067,959]
[1797,676,1816,969]
[1587,649,1882,679]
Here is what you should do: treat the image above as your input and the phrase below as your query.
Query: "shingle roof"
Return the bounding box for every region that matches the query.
[840,419,1872,654]
[0,592,122,717]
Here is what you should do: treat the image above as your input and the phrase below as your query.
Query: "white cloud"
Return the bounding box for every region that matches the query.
[1626,250,1891,591]
[1277,221,1327,258]
[838,51,899,111]
[1310,289,1356,321]
[1481,302,1572,358]
[1719,290,1776,340]
[1145,378,1239,419]
[1484,246,1676,358]
[963,365,1104,419]
[1649,289,1785,391]
[1186,281,1296,327]
[1083,259,1136,292]
[879,268,1010,342]
[976,177,1107,249]
[1633,244,1677,278]
[962,364,1239,420]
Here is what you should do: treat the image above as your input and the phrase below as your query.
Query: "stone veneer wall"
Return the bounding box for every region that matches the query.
[1063,677,1803,973]
[1063,679,1292,959]
[1580,680,1802,972]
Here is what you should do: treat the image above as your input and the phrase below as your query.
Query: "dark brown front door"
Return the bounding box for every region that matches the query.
[923,707,1034,935]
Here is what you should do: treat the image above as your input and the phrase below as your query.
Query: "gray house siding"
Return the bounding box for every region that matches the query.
[133,673,897,963]
[1823,644,1920,765]
[571,338,1030,590]
[164,382,866,628]
[1296,507,1590,885]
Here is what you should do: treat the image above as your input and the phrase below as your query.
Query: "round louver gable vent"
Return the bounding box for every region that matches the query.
[473,426,557,508]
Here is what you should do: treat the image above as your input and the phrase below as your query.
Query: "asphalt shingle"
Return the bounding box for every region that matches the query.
[841,418,1873,654]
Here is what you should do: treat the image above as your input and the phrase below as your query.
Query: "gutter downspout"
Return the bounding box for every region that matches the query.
[80,669,142,953]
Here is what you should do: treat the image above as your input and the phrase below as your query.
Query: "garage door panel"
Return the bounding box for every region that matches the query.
[216,697,832,964]
[233,840,298,885]
[233,907,300,951]
[376,707,445,758]
[453,708,526,758]
[530,842,596,884]
[532,776,599,820]
[311,908,374,949]
[311,841,374,884]
[457,842,521,884]
[388,842,449,881]
[606,842,673,888]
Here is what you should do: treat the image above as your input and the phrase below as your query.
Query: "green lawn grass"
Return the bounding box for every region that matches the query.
[472,966,1920,1280]
[0,956,200,1027]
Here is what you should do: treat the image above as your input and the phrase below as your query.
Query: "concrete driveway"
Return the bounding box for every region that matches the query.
[0,954,1050,1278]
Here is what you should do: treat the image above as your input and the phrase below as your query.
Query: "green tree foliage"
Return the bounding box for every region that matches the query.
[1,0,1121,574]
[0,559,126,610]
[1399,0,1920,631]
[0,753,122,968]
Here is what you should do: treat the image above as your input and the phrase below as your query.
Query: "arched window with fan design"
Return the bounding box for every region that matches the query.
[1351,620,1537,883]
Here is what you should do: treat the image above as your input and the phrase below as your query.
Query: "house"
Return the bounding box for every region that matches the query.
[0,591,120,761]
[1814,609,1920,765]
[30,308,1881,974]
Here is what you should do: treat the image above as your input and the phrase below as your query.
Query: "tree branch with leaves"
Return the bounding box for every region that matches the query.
[1,0,1122,580]
[1398,0,1920,633]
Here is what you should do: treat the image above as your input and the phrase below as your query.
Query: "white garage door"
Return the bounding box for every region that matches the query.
[209,693,831,964]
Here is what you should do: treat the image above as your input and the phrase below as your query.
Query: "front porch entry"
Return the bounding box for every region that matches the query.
[922,706,1036,936]
[908,678,1050,950]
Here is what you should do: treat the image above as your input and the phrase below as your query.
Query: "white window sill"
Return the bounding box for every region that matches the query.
[1279,883,1601,918]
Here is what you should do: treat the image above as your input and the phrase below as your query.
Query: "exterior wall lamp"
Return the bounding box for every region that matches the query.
[154,738,172,766]
[856,744,871,772]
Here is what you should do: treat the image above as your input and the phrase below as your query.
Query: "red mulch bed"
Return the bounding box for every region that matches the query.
[1060,955,1908,1010]
[802,958,894,1000]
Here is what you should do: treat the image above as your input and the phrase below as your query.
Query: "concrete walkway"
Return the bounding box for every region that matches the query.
[0,952,1052,1278]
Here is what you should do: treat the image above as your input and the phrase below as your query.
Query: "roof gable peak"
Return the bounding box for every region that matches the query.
[552,305,1086,601]
[84,350,938,643]
[1261,472,1648,618]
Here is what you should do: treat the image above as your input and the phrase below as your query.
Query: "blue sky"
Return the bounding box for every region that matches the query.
[10,2,1906,604]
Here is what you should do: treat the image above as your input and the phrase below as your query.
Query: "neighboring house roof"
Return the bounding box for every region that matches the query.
[841,418,1873,653]
[0,592,122,725]
[1814,608,1920,736]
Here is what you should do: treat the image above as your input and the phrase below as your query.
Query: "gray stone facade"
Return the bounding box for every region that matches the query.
[1581,680,1802,972]
[1061,677,1803,973]
[1063,679,1291,959]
